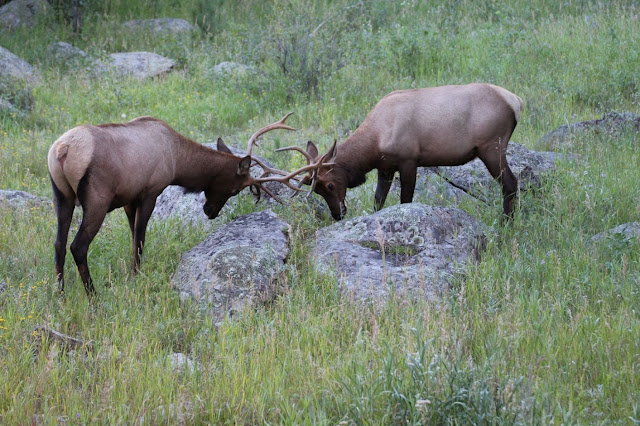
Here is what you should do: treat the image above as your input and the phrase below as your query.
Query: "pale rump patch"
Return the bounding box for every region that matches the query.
[47,127,94,197]
[490,84,523,122]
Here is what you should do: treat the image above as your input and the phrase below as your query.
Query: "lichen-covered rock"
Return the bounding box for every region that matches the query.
[313,203,487,302]
[45,42,88,66]
[212,61,254,78]
[0,189,49,208]
[92,52,175,80]
[121,18,196,35]
[0,46,39,84]
[172,210,290,323]
[591,222,640,244]
[0,0,50,31]
[539,111,640,149]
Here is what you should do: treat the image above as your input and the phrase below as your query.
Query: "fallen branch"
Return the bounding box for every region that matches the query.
[34,325,93,352]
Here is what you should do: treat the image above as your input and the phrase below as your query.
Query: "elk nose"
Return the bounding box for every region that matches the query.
[203,204,219,219]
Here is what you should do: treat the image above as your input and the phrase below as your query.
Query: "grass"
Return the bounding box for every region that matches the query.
[1,0,640,423]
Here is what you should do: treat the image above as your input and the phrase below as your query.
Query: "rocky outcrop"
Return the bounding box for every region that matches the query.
[92,52,175,80]
[121,18,196,36]
[0,46,38,83]
[539,111,640,149]
[46,41,88,66]
[0,0,50,32]
[312,204,487,302]
[591,222,640,244]
[0,189,49,208]
[172,210,290,323]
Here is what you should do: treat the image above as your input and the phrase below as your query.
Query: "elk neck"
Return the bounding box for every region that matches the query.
[171,138,238,191]
[334,127,381,188]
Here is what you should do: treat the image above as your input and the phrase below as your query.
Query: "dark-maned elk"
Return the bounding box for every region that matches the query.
[48,114,304,296]
[279,83,523,220]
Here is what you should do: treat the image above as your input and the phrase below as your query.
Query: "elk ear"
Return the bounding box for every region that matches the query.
[305,141,319,161]
[324,139,338,163]
[238,155,252,176]
[217,138,233,154]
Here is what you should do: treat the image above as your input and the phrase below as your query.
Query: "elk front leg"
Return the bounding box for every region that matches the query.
[374,170,395,211]
[398,163,417,203]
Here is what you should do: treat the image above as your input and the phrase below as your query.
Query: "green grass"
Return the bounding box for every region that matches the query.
[1,0,640,423]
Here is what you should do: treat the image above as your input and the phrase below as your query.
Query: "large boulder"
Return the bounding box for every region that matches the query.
[0,0,50,32]
[172,210,290,323]
[591,222,640,245]
[92,52,175,80]
[0,46,38,84]
[0,189,49,208]
[312,203,487,302]
[539,111,640,149]
[45,41,88,67]
[121,18,196,36]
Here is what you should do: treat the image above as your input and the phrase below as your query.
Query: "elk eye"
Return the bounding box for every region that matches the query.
[328,183,334,191]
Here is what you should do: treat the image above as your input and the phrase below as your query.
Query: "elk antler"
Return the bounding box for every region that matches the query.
[275,144,336,198]
[246,113,296,157]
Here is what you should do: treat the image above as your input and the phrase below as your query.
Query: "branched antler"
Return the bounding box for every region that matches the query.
[246,113,296,157]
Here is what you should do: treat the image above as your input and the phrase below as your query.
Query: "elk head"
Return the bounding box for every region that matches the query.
[276,140,347,220]
[203,113,306,219]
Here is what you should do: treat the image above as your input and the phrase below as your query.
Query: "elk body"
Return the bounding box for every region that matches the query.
[48,114,300,296]
[282,83,523,220]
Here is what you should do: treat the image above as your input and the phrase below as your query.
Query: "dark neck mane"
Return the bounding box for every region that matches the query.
[335,130,378,188]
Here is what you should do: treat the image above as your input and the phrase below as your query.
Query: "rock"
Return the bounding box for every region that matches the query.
[45,41,88,66]
[212,61,254,78]
[591,222,640,244]
[92,52,175,80]
[0,0,50,31]
[121,18,196,36]
[312,203,487,302]
[167,353,199,375]
[0,98,22,116]
[539,111,640,149]
[0,281,6,296]
[0,46,39,84]
[0,189,49,208]
[172,210,290,323]
[152,144,293,226]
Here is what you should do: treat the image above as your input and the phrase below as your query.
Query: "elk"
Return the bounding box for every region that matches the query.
[279,83,523,220]
[48,114,303,296]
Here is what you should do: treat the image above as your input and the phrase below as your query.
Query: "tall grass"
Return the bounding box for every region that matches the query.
[1,0,639,423]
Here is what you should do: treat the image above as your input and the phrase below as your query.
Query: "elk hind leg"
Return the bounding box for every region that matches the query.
[479,151,518,218]
[70,203,108,296]
[51,178,75,294]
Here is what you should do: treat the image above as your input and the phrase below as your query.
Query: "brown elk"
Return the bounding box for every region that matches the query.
[48,114,302,296]
[279,83,523,220]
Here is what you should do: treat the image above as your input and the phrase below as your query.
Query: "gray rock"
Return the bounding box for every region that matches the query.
[46,42,88,66]
[0,189,49,208]
[167,353,199,375]
[0,46,39,84]
[591,222,640,244]
[92,52,175,80]
[152,143,294,226]
[212,61,254,78]
[312,203,487,302]
[121,18,196,35]
[0,0,50,31]
[172,210,290,323]
[539,111,640,149]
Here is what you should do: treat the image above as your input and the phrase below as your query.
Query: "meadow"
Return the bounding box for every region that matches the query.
[1,0,639,423]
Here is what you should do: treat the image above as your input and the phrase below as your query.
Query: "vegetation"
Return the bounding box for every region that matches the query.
[1,0,639,423]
